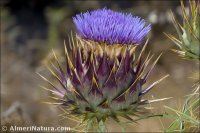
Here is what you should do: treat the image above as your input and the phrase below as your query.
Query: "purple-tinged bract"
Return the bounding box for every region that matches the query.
[39,37,168,126]
[73,8,151,45]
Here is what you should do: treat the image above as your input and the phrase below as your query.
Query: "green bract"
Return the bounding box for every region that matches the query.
[165,1,200,60]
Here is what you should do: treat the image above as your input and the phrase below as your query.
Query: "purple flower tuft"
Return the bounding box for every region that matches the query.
[73,8,151,45]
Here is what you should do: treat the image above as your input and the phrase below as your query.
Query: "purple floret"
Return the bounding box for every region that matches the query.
[73,8,151,45]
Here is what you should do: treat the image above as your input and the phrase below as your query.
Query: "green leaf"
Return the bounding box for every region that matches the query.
[188,98,200,111]
[164,106,200,126]
[165,119,180,132]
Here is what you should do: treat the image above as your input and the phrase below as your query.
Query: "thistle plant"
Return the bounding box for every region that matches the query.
[165,0,200,60]
[164,1,200,132]
[164,86,200,132]
[39,8,168,132]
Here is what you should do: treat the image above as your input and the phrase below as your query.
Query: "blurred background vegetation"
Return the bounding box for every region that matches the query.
[1,0,199,132]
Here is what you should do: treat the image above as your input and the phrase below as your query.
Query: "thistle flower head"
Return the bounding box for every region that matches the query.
[39,9,167,132]
[73,8,151,45]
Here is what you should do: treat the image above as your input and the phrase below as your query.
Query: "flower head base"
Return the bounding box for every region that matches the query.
[39,36,168,129]
[73,8,151,45]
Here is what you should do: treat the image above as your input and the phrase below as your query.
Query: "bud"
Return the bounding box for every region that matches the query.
[165,0,200,60]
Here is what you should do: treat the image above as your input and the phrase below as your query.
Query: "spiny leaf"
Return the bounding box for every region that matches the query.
[165,119,180,132]
[164,106,200,126]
